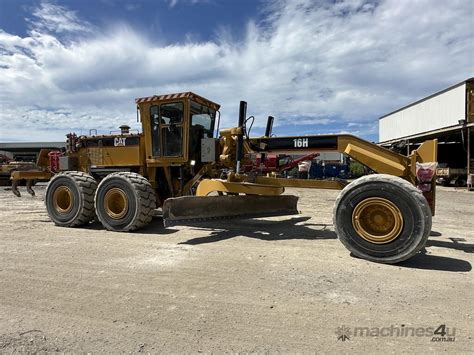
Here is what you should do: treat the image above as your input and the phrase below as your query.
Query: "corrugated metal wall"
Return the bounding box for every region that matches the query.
[379,83,466,142]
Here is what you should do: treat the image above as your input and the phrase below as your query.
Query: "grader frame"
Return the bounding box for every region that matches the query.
[11,92,438,264]
[177,101,437,214]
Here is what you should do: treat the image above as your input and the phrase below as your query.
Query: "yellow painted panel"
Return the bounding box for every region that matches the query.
[87,146,140,167]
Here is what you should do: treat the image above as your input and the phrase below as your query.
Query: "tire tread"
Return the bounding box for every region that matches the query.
[95,172,156,232]
[333,174,432,264]
[46,171,97,227]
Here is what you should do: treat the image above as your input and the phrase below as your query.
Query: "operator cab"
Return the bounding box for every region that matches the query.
[136,92,220,167]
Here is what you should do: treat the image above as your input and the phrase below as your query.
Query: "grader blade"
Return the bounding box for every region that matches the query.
[162,195,299,227]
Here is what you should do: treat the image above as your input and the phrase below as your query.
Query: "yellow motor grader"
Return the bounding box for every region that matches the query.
[11,92,438,264]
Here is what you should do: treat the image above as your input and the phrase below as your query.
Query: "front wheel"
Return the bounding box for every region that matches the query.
[333,174,432,264]
[94,172,156,232]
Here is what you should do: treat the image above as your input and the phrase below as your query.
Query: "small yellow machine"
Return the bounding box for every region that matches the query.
[0,157,36,186]
[12,92,438,264]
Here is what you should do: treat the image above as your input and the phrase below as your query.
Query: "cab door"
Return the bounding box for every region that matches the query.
[188,101,216,164]
[149,102,185,159]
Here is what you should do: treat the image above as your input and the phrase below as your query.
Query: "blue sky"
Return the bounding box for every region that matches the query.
[0,0,473,142]
[0,0,261,42]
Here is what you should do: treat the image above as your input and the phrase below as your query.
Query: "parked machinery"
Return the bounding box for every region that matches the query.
[0,154,36,186]
[242,152,319,175]
[12,92,438,263]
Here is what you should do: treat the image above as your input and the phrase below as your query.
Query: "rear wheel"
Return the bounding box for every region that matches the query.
[455,176,466,187]
[45,172,97,227]
[95,172,156,232]
[333,174,432,264]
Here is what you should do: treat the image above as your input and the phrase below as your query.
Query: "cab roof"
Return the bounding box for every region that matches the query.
[135,92,220,110]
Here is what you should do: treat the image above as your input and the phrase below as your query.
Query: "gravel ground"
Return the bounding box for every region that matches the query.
[0,184,472,353]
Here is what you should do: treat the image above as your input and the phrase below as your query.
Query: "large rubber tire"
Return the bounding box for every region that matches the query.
[333,174,432,264]
[94,172,156,232]
[45,172,97,227]
[455,177,466,187]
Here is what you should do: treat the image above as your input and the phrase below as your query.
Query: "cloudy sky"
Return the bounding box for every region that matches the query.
[0,0,472,142]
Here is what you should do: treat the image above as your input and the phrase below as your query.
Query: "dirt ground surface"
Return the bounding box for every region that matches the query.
[0,184,473,353]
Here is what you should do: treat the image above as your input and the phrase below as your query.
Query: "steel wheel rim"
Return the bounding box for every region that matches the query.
[352,197,403,244]
[104,187,129,220]
[53,186,74,214]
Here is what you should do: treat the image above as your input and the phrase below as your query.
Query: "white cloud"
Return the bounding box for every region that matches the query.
[27,2,94,34]
[165,0,210,8]
[0,0,473,142]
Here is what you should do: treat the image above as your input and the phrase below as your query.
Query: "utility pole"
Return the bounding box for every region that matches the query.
[468,126,471,191]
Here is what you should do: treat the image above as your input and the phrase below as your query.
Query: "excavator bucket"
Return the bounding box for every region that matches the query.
[162,195,299,227]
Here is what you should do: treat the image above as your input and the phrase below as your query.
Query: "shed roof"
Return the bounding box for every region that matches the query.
[379,77,474,120]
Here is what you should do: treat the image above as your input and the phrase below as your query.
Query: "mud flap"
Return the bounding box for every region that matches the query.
[162,195,299,227]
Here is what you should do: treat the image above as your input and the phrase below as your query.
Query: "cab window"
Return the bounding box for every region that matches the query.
[190,101,216,138]
[149,102,184,157]
[161,102,183,156]
[150,105,160,156]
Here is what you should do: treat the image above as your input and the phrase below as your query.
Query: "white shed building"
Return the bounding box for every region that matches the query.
[379,78,474,187]
[379,78,473,143]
